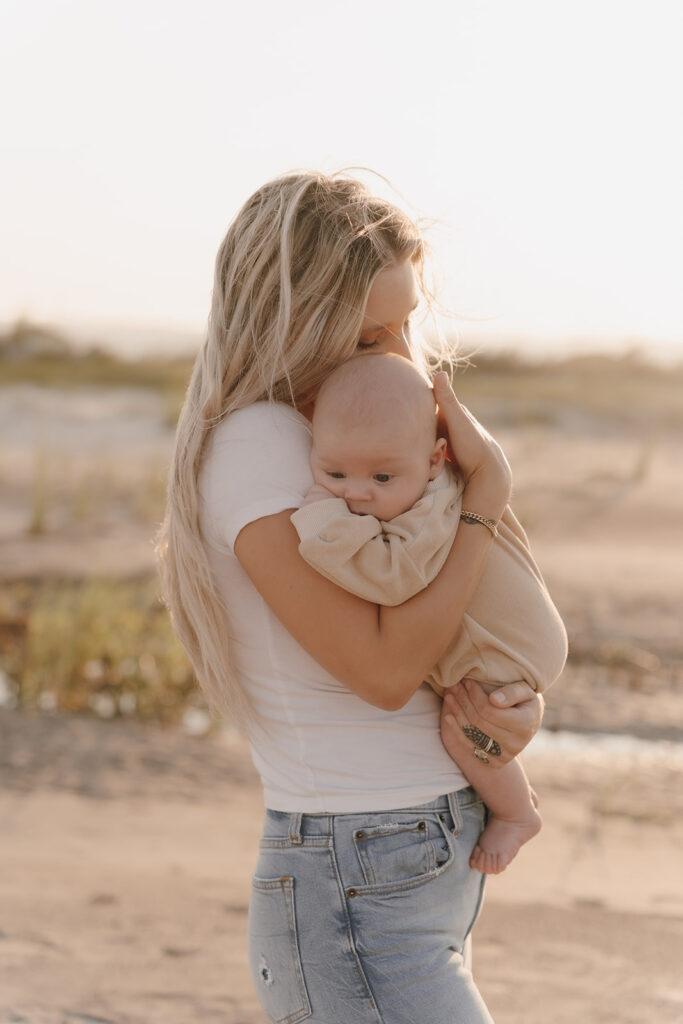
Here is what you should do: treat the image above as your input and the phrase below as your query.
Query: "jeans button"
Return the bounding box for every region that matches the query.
[346,888,357,898]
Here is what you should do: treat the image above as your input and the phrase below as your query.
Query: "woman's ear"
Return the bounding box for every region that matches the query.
[428,437,448,479]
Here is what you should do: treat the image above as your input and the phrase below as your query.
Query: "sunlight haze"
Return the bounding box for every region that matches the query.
[1,0,682,358]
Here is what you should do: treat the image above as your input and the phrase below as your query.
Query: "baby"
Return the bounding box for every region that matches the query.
[291,354,568,874]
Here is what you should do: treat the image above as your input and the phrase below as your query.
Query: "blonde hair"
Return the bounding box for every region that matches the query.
[157,170,454,723]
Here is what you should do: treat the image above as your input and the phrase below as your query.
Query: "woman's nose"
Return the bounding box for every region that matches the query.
[387,333,411,360]
[377,326,411,360]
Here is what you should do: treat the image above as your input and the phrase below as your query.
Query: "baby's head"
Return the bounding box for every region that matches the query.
[310,354,447,520]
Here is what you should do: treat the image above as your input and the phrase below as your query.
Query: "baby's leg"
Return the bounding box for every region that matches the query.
[438,681,541,874]
[462,755,541,874]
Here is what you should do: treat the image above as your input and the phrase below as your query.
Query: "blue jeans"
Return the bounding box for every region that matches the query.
[247,788,493,1023]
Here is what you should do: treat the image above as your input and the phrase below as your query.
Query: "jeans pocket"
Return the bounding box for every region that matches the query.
[353,815,453,890]
[248,875,312,1024]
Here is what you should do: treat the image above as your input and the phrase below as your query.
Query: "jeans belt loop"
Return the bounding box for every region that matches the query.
[288,811,303,844]
[447,790,463,836]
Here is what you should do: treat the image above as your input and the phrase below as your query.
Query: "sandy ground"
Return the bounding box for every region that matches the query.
[1,710,683,1024]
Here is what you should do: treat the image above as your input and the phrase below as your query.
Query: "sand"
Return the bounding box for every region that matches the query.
[1,710,682,1024]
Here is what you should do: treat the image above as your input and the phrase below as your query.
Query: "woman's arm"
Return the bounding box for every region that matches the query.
[236,374,515,711]
[236,498,493,711]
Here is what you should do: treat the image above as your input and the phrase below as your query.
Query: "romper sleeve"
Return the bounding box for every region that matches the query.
[290,472,463,606]
[199,401,314,554]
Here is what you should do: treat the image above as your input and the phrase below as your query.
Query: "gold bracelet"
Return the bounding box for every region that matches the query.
[460,510,499,538]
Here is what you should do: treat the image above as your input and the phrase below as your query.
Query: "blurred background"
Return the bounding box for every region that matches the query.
[1,0,681,731]
[1,2,682,1022]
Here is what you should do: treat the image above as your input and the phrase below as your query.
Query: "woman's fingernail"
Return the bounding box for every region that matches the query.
[491,691,507,705]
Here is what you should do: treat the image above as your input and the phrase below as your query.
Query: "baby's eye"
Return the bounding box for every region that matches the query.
[327,471,345,479]
[373,474,392,483]
[356,338,379,351]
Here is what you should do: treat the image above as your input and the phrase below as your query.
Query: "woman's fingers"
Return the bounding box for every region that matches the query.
[433,375,475,438]
[452,679,500,732]
[489,680,542,710]
[432,373,512,506]
[461,677,543,740]
[441,680,543,765]
[441,687,469,730]
[433,370,457,402]
[439,692,498,764]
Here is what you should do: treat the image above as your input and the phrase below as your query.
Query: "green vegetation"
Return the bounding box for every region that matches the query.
[0,577,201,724]
[0,320,194,403]
[3,320,683,433]
[451,349,683,431]
[0,348,194,397]
[16,450,168,538]
[28,450,49,535]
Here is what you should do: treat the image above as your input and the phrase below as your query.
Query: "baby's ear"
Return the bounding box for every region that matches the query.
[429,437,448,479]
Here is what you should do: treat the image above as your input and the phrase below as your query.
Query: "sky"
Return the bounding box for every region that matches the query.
[2,0,682,358]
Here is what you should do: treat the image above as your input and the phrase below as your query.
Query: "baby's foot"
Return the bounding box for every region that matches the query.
[469,806,542,875]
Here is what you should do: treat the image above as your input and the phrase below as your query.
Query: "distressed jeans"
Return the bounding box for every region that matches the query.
[247,787,493,1023]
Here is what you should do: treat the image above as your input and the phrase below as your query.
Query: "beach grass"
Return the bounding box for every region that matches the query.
[0,350,194,398]
[0,577,201,725]
[3,321,683,431]
[451,349,683,430]
[1,573,679,738]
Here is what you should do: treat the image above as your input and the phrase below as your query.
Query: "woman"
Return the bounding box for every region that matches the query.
[158,171,543,1023]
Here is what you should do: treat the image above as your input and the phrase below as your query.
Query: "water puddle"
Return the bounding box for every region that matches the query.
[527,727,683,768]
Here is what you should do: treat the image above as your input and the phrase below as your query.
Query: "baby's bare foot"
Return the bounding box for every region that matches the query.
[469,807,542,875]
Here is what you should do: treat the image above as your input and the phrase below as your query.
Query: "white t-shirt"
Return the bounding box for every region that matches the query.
[198,401,467,812]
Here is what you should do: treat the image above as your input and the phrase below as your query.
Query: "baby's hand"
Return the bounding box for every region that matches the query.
[301,483,337,507]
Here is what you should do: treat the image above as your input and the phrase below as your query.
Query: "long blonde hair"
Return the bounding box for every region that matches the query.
[157,170,452,722]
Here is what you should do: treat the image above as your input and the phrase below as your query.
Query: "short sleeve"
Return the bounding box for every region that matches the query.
[199,401,314,554]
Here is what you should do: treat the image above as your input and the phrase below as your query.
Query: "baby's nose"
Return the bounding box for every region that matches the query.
[344,480,372,501]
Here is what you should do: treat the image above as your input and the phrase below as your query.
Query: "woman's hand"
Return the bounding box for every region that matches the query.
[440,678,544,768]
[433,373,512,521]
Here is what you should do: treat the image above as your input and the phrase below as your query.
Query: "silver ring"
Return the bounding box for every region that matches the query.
[463,724,502,758]
[472,746,490,764]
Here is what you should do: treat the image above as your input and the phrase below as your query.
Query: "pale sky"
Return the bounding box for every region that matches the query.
[2,0,682,357]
